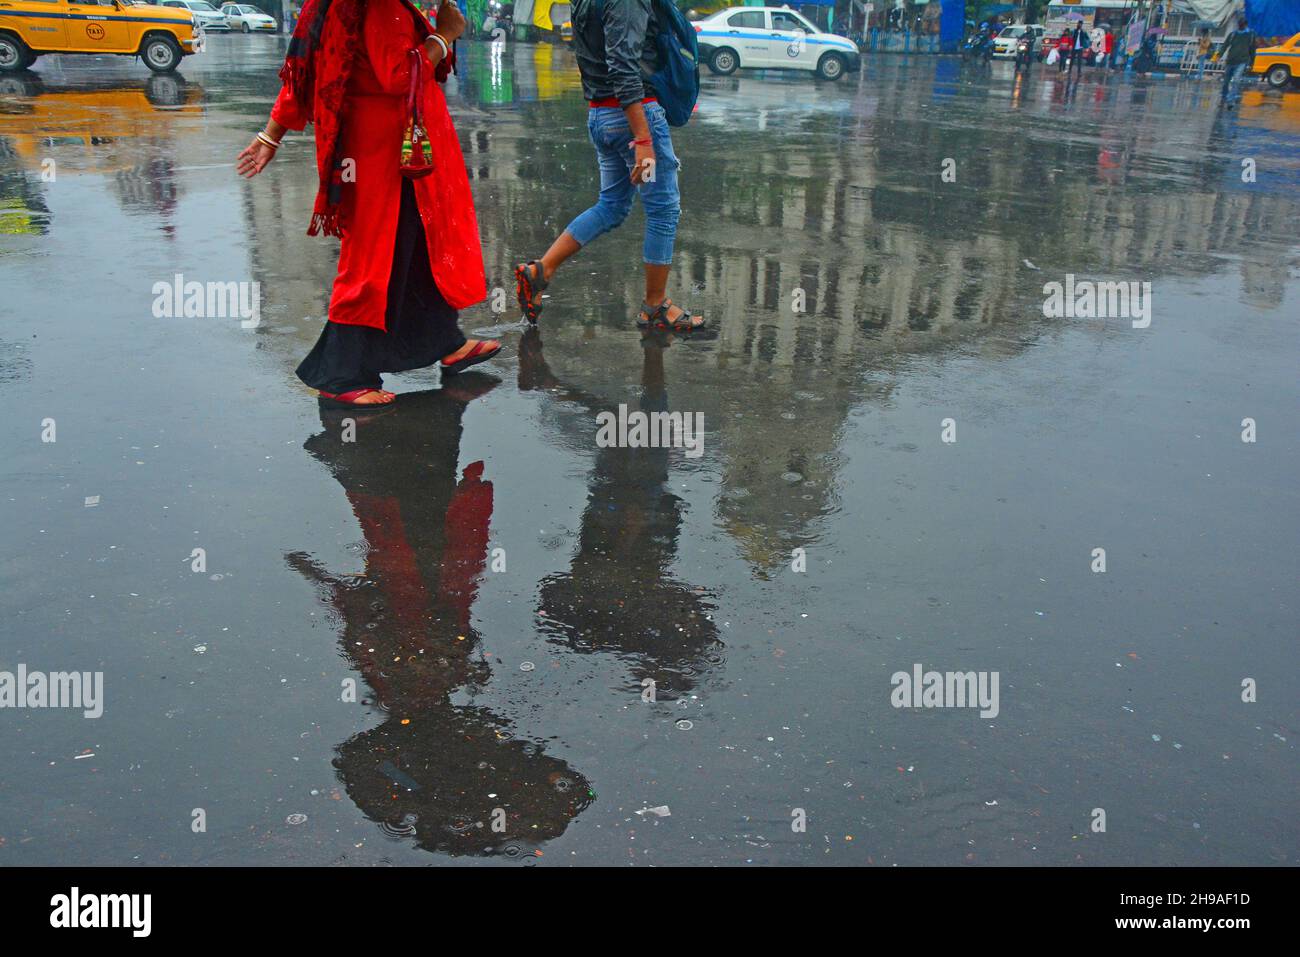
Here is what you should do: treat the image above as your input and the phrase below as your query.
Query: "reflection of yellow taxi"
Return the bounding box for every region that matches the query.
[1252,32,1300,88]
[0,0,199,74]
[0,74,204,174]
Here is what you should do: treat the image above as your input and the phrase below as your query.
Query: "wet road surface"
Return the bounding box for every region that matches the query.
[1,37,1297,865]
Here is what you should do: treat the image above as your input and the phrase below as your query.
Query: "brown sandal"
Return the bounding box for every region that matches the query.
[636,298,707,333]
[514,261,548,324]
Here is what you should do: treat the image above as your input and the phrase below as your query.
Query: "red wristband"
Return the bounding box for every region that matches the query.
[630,138,652,147]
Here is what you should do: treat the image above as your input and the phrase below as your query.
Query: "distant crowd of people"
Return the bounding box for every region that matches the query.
[1046,20,1118,75]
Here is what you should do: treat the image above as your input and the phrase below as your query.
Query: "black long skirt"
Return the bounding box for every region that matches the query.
[296,179,467,394]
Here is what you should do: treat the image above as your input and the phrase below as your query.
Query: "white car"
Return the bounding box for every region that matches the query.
[991,24,1046,59]
[220,4,279,33]
[160,0,231,32]
[694,6,861,81]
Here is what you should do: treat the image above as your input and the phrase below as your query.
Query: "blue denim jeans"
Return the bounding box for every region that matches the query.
[565,101,681,266]
[1221,62,1247,102]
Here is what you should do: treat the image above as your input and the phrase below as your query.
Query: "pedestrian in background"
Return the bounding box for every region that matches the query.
[1195,28,1212,79]
[1217,14,1257,108]
[1069,20,1089,79]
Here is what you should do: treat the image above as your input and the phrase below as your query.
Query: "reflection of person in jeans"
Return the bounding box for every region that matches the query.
[514,0,706,333]
[518,327,724,699]
[1217,15,1256,107]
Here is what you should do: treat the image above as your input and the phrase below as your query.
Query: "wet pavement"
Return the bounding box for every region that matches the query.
[1,37,1297,866]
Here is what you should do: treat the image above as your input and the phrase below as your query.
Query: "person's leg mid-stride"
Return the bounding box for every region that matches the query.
[515,0,704,333]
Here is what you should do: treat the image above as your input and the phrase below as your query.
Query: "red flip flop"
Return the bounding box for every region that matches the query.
[441,339,502,376]
[317,388,395,410]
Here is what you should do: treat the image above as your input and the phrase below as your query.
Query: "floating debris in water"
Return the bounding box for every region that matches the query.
[520,661,535,672]
[675,719,693,731]
[636,805,671,818]
[286,813,307,825]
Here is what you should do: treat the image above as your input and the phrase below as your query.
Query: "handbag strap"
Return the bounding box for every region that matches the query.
[407,48,423,127]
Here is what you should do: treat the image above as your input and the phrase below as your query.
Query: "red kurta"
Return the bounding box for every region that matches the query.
[271,0,486,330]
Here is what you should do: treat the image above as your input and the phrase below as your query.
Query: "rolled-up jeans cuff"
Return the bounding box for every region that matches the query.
[565,215,599,246]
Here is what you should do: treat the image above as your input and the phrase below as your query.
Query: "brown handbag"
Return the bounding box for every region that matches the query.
[400,48,434,179]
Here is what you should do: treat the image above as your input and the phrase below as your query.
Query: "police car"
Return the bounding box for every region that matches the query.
[694,6,861,80]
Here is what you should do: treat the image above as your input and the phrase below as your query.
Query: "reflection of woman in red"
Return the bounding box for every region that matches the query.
[236,0,500,409]
[289,384,593,856]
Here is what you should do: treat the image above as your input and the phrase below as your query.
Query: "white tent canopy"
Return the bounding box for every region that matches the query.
[1170,0,1244,26]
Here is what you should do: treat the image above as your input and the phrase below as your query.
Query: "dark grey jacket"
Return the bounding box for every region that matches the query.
[1218,28,1257,67]
[571,0,662,107]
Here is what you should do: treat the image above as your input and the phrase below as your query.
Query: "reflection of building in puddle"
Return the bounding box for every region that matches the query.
[247,58,1300,579]
[236,139,335,327]
[0,141,49,234]
[289,385,592,857]
[1240,257,1287,310]
[0,74,204,227]
[518,329,725,699]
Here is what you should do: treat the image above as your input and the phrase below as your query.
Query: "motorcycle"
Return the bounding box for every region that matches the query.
[1014,36,1034,71]
[962,29,995,63]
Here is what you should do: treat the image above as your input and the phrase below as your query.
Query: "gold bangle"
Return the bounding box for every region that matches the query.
[428,32,450,60]
[256,131,281,150]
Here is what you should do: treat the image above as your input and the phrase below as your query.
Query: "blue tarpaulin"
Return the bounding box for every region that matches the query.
[940,0,965,51]
[1245,0,1300,37]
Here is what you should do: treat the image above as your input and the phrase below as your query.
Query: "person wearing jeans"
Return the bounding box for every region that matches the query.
[514,0,705,333]
[567,102,681,266]
[1217,15,1257,107]
[1195,28,1212,79]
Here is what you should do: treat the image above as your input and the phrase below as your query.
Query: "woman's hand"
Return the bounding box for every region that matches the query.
[236,136,277,179]
[435,0,466,42]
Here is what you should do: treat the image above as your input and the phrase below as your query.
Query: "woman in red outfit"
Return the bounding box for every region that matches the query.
[235,0,500,408]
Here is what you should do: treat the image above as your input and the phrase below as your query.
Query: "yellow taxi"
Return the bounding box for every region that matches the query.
[1252,31,1300,88]
[0,0,200,74]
